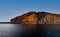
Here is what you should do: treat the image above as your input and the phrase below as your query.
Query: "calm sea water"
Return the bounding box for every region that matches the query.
[0,24,60,37]
[38,24,60,37]
[0,24,28,37]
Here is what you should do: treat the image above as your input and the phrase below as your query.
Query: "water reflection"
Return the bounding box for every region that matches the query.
[0,24,60,37]
[38,24,60,37]
[0,24,27,37]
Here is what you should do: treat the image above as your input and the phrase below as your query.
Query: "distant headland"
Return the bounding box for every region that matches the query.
[10,11,60,24]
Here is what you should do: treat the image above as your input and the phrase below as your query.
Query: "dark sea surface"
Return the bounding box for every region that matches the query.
[0,24,60,37]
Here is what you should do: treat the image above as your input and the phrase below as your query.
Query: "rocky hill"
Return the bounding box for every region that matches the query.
[11,11,60,24]
[11,12,37,24]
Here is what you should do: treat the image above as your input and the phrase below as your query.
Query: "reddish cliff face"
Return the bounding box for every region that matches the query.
[11,11,60,29]
[38,13,60,24]
[11,12,38,24]
[11,12,38,29]
[11,12,60,24]
[11,11,60,24]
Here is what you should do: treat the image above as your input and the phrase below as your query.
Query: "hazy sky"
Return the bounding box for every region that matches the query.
[0,0,60,22]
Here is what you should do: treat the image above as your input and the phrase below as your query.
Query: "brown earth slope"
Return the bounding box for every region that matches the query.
[37,12,60,24]
[11,12,37,29]
[11,12,37,24]
[11,11,60,24]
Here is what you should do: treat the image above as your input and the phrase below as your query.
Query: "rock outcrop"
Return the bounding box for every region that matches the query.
[11,11,60,24]
[11,12,37,24]
[11,12,38,29]
[37,12,60,24]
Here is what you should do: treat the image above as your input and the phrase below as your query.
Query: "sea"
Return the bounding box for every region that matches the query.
[0,24,60,37]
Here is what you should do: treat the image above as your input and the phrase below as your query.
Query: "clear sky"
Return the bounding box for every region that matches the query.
[0,0,60,22]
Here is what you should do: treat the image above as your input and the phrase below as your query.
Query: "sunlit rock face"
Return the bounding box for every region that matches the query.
[11,11,60,24]
[11,12,37,24]
[11,12,38,29]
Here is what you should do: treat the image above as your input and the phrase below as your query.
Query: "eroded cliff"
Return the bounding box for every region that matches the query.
[11,12,37,24]
[11,11,60,24]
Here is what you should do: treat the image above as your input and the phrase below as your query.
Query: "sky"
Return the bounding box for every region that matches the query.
[0,0,60,22]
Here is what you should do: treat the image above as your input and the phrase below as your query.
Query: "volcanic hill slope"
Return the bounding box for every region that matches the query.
[11,11,60,24]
